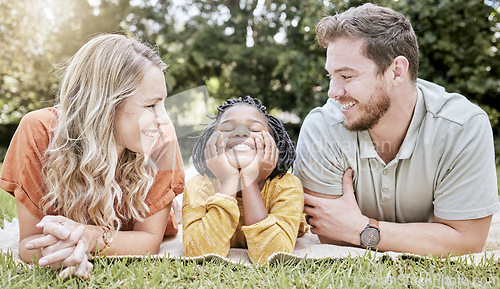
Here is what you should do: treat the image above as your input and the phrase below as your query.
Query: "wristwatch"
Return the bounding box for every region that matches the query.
[360,218,380,248]
[98,226,113,255]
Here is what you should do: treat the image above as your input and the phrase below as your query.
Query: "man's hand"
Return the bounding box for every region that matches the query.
[303,169,368,245]
[303,170,494,255]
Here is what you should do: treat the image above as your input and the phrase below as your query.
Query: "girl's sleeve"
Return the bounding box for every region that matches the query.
[182,175,240,258]
[241,174,305,264]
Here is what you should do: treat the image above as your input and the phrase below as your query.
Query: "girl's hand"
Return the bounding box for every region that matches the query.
[205,131,240,184]
[240,131,278,188]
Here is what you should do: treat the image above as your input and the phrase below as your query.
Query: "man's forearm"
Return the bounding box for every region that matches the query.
[319,216,492,256]
[375,216,491,256]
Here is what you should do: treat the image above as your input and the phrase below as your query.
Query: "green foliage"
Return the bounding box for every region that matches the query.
[0,0,130,145]
[403,0,499,105]
[498,167,500,192]
[400,0,500,136]
[128,0,344,118]
[0,1,56,125]
[0,0,499,158]
[124,0,500,127]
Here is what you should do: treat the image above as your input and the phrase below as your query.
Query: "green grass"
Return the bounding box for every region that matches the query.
[0,162,16,227]
[1,164,500,288]
[0,189,16,226]
[0,252,499,288]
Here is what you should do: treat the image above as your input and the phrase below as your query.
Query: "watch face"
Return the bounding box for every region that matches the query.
[360,227,380,248]
[104,230,113,244]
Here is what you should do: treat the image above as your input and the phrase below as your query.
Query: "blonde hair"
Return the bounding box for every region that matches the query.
[42,33,167,229]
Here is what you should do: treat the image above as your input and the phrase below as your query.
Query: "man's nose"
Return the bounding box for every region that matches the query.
[328,79,346,99]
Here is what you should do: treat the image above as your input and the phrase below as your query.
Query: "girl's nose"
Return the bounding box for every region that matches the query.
[232,124,250,138]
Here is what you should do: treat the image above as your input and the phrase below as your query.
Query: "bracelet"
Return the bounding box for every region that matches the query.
[97,225,113,255]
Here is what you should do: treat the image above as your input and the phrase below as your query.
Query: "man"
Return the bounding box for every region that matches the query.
[295,3,499,256]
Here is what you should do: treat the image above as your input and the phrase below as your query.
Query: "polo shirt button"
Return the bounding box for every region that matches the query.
[382,188,389,194]
[383,169,388,175]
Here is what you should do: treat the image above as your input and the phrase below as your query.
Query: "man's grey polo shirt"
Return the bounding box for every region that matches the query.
[295,79,499,223]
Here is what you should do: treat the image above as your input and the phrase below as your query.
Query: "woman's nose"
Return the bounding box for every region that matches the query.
[153,106,170,126]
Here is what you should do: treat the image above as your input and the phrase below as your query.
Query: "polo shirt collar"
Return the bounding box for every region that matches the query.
[358,130,377,159]
[358,85,425,161]
[398,87,425,159]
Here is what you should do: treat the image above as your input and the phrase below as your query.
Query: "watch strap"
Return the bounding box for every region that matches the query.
[360,218,380,248]
[97,225,113,255]
[368,218,379,230]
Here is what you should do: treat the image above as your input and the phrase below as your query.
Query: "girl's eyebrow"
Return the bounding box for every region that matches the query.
[220,119,266,126]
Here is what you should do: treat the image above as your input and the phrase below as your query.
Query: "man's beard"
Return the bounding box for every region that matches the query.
[343,85,391,131]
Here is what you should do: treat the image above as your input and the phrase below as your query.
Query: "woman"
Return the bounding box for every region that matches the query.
[0,33,184,279]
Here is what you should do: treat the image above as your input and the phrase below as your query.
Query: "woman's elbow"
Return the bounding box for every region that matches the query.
[149,246,161,255]
[19,252,36,264]
[145,234,165,255]
[18,241,38,264]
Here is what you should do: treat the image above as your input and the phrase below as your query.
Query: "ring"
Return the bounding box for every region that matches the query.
[306,215,313,227]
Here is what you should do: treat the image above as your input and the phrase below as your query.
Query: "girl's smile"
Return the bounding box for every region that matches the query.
[217,104,269,168]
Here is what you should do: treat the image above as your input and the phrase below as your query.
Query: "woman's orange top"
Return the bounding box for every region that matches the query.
[0,107,185,235]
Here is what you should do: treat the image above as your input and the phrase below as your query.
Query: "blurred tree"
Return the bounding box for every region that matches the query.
[123,0,331,119]
[124,0,498,161]
[400,0,500,135]
[1,0,499,161]
[0,0,129,151]
[127,0,499,122]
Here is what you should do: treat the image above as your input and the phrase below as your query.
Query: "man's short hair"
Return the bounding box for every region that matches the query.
[316,3,419,80]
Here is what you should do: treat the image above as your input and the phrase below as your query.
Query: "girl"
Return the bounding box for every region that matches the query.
[182,96,307,264]
[0,34,185,278]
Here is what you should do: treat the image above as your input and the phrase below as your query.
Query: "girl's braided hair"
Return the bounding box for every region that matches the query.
[192,96,295,180]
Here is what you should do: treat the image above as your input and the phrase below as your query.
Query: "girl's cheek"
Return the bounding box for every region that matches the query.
[250,132,260,140]
[251,132,265,145]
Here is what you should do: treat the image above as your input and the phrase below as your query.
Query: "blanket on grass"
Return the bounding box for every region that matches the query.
[2,194,500,266]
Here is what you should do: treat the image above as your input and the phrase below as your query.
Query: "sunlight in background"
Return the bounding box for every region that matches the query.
[70,0,305,47]
[87,0,101,15]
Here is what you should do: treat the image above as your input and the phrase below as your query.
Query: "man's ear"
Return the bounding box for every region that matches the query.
[391,55,410,85]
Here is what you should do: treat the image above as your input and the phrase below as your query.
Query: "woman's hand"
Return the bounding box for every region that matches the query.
[205,131,240,184]
[57,244,93,280]
[26,215,100,275]
[240,131,278,188]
